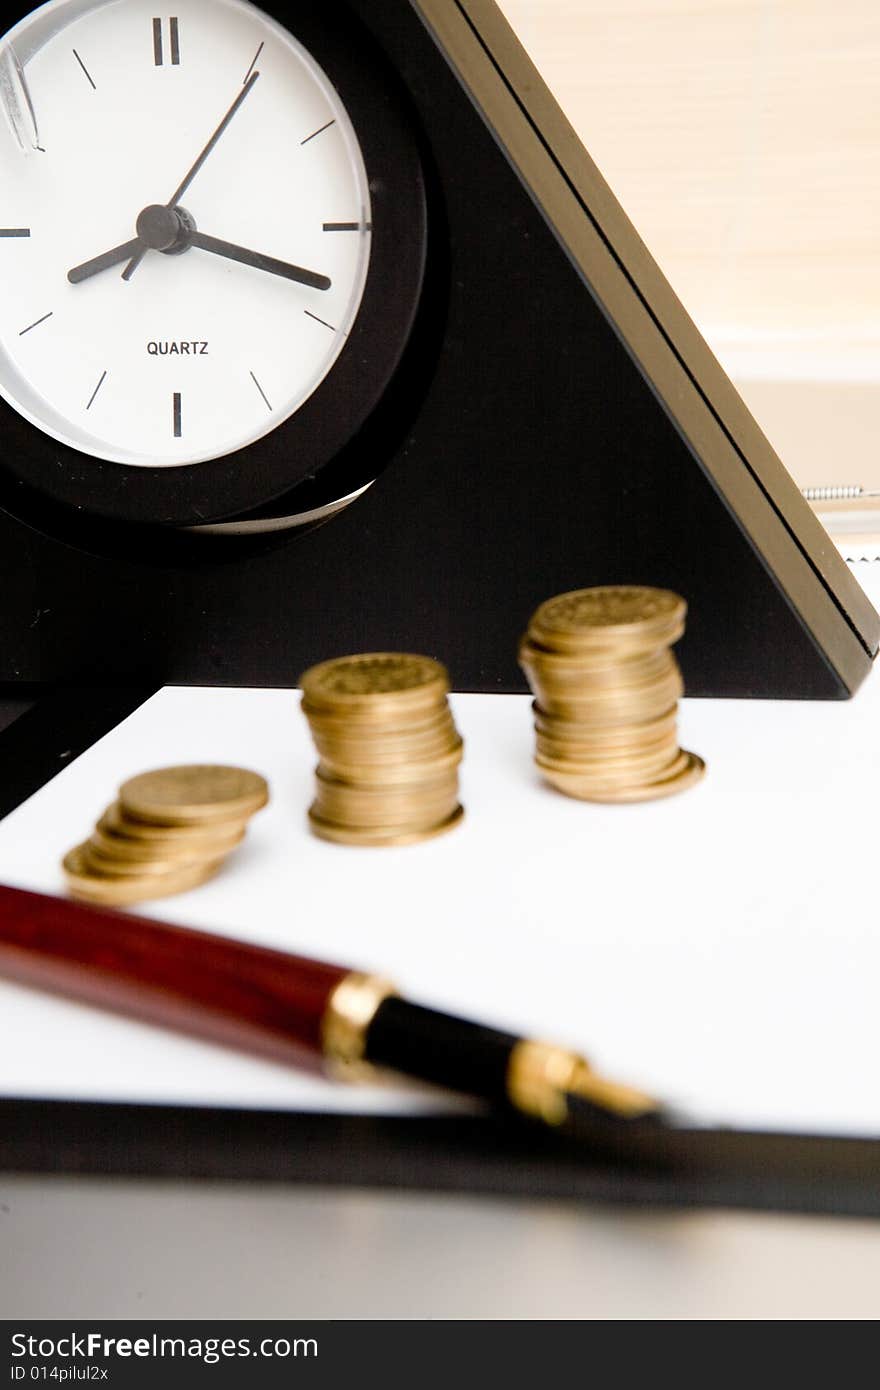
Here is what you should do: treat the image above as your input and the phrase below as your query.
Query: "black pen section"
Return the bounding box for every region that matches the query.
[560,1093,673,1166]
[364,997,519,1106]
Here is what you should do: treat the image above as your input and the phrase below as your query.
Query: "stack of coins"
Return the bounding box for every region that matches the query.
[62,765,269,906]
[519,586,705,802]
[300,653,464,846]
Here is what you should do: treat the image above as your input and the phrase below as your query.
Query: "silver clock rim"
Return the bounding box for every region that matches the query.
[184,480,374,536]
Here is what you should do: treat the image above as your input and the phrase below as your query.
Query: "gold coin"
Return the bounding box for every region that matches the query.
[98,802,248,845]
[313,744,462,779]
[305,695,453,728]
[316,758,463,790]
[538,676,684,725]
[307,804,464,848]
[303,699,454,733]
[532,620,687,662]
[523,665,681,715]
[81,837,224,878]
[535,719,677,754]
[63,843,224,905]
[524,586,703,802]
[519,640,674,686]
[522,642,687,682]
[528,586,686,652]
[119,766,269,826]
[91,816,246,863]
[537,746,686,787]
[540,663,683,702]
[301,654,466,841]
[311,725,460,763]
[313,776,460,828]
[312,801,461,834]
[312,792,460,832]
[312,783,458,812]
[536,743,676,770]
[579,751,706,804]
[540,751,705,803]
[532,704,678,745]
[535,737,679,779]
[306,726,458,759]
[530,656,680,695]
[300,654,449,713]
[314,762,460,792]
[316,739,467,783]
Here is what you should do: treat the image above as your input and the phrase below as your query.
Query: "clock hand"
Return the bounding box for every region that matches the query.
[188,231,331,290]
[167,70,261,208]
[67,237,142,284]
[122,69,260,282]
[68,219,330,290]
[69,204,195,286]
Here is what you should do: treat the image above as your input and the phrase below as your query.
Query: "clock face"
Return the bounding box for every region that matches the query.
[0,0,374,468]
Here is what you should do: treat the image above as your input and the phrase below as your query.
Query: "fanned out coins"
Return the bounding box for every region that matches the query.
[300,653,464,846]
[62,765,269,905]
[519,586,705,802]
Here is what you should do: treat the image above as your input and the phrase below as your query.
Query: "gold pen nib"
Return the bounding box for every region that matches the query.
[507,1040,660,1127]
[567,1058,659,1121]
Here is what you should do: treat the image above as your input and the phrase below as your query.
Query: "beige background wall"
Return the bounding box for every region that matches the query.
[496,0,880,494]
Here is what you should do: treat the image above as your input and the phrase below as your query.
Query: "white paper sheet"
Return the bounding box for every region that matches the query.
[1,567,878,1135]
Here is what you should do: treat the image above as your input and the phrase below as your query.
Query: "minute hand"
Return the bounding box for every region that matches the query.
[122,70,260,282]
[188,232,331,290]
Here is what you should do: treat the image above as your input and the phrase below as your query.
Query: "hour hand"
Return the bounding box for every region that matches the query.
[188,231,331,290]
[68,238,142,284]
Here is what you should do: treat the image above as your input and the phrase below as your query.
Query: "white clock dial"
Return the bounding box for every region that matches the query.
[0,0,372,467]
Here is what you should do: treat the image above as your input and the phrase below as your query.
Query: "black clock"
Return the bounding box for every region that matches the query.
[0,0,428,528]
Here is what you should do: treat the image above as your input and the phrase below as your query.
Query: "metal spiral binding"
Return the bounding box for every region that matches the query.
[802,485,880,502]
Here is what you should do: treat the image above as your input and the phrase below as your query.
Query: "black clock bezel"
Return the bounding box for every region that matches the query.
[0,0,428,527]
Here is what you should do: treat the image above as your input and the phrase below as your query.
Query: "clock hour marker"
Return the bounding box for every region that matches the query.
[301,119,335,146]
[153,17,180,66]
[86,370,107,411]
[0,229,30,238]
[72,50,96,91]
[249,370,272,411]
[243,42,263,85]
[304,309,335,333]
[172,391,182,437]
[19,310,52,336]
[323,222,361,233]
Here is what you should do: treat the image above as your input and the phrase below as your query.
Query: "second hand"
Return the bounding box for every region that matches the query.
[122,68,260,282]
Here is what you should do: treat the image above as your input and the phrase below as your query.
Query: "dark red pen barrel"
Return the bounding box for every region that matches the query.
[0,884,349,1071]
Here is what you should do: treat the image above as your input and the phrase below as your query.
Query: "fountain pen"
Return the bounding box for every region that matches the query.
[0,883,663,1138]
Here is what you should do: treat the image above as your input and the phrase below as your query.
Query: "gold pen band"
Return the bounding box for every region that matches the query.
[320,970,399,1078]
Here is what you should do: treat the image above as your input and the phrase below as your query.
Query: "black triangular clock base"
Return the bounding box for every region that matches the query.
[0,0,875,698]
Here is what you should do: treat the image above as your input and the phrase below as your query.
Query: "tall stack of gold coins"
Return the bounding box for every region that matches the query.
[300,654,464,846]
[62,765,269,905]
[519,587,705,803]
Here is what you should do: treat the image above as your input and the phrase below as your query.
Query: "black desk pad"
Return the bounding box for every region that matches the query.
[2,1099,879,1219]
